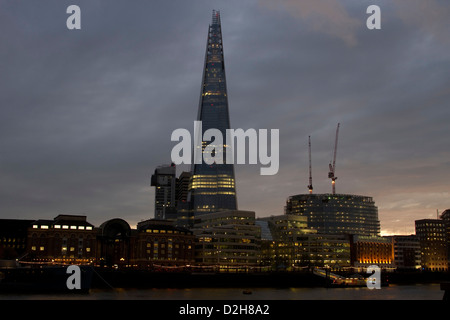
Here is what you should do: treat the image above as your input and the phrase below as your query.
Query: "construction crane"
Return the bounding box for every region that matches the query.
[307,136,313,194]
[328,123,340,195]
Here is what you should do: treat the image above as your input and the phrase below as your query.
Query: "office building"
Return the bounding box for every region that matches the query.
[350,235,394,270]
[192,210,260,270]
[189,10,238,215]
[298,234,351,270]
[385,235,421,270]
[415,219,448,271]
[256,215,316,270]
[256,215,351,270]
[176,171,191,206]
[174,171,194,227]
[440,209,450,265]
[151,163,177,220]
[285,193,380,236]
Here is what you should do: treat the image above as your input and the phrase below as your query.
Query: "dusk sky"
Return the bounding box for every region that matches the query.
[1,0,449,235]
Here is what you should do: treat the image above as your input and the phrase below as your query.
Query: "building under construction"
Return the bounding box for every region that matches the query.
[293,124,380,237]
[285,193,380,237]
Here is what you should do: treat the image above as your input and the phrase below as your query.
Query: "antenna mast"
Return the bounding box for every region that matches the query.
[328,123,340,195]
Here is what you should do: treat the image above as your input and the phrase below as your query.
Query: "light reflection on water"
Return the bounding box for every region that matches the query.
[0,284,443,300]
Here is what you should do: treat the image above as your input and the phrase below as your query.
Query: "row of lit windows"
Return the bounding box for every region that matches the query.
[191,183,235,189]
[1,238,26,243]
[358,259,392,264]
[192,174,233,178]
[194,191,236,196]
[145,243,191,250]
[144,229,189,235]
[31,246,91,252]
[192,179,234,183]
[202,92,226,97]
[32,225,93,231]
[198,237,254,244]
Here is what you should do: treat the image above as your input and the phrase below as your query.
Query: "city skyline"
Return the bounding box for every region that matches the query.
[0,1,449,236]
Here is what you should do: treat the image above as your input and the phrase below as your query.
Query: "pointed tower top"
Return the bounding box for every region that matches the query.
[212,10,221,25]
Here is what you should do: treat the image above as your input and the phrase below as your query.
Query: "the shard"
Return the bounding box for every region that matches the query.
[189,10,238,215]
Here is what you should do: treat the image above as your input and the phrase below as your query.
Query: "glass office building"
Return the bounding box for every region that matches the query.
[189,10,237,215]
[285,194,380,237]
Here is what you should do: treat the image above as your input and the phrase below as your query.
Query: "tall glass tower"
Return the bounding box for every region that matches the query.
[189,10,238,215]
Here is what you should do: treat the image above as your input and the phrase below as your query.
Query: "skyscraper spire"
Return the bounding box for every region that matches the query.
[212,9,220,25]
[189,10,238,215]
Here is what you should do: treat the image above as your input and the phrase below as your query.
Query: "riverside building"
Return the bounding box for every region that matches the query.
[192,210,260,270]
[385,235,421,270]
[415,219,448,271]
[285,193,380,237]
[350,235,394,271]
[256,215,315,270]
[256,215,351,271]
[133,219,195,269]
[27,215,97,264]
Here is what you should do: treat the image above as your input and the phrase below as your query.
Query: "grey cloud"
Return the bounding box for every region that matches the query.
[0,0,449,233]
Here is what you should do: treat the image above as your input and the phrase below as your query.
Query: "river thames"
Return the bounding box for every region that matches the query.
[0,283,444,300]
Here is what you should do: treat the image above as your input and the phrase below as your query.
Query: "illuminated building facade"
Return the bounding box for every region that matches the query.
[192,210,259,270]
[415,219,448,271]
[133,219,195,269]
[27,215,97,264]
[285,194,380,236]
[256,215,316,270]
[440,209,450,264]
[350,235,394,270]
[256,215,351,270]
[296,234,351,270]
[189,10,237,215]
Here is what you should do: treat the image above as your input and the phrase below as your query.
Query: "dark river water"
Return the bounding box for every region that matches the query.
[0,283,444,300]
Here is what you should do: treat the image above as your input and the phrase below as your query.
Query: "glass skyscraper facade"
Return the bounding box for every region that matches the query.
[189,10,237,215]
[285,194,380,237]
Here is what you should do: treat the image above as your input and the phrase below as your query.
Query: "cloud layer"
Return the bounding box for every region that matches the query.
[0,0,449,234]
